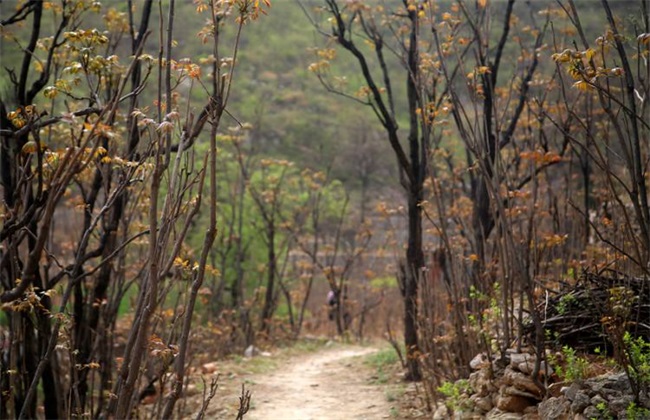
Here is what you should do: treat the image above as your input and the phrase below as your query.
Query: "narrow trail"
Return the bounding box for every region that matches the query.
[246,345,393,420]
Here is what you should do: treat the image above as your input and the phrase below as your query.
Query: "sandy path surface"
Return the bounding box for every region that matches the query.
[246,345,392,420]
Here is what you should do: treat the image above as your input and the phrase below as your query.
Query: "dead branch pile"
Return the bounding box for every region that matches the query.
[531,271,650,353]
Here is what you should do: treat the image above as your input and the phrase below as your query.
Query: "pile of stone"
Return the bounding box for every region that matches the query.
[540,372,648,419]
[434,350,549,419]
[434,350,648,420]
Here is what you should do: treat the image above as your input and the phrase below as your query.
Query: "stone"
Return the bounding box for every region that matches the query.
[604,372,630,391]
[640,392,650,408]
[470,394,493,413]
[561,383,580,401]
[523,406,538,414]
[244,345,260,358]
[504,386,542,400]
[518,360,553,377]
[586,372,629,393]
[538,396,571,419]
[471,353,489,370]
[590,394,607,407]
[598,387,622,400]
[502,367,544,398]
[505,350,550,377]
[486,408,524,419]
[496,394,535,413]
[608,395,634,415]
[582,406,601,419]
[548,382,565,398]
[432,403,449,420]
[570,391,590,413]
[469,369,495,397]
[509,353,532,368]
[201,361,219,374]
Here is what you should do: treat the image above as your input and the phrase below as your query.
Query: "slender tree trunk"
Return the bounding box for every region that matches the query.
[261,225,276,334]
[37,303,61,420]
[404,7,423,382]
[403,189,424,381]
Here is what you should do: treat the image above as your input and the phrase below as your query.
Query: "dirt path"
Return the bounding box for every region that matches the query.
[243,345,393,420]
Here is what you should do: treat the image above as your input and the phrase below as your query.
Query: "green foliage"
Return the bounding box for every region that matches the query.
[467,283,502,353]
[365,347,400,384]
[437,379,472,412]
[623,332,650,390]
[594,401,613,420]
[367,347,400,368]
[626,402,650,419]
[556,293,577,315]
[369,276,398,289]
[550,346,589,382]
[287,339,327,354]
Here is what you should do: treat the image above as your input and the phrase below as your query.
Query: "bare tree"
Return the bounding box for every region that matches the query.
[305,0,432,380]
[0,1,269,417]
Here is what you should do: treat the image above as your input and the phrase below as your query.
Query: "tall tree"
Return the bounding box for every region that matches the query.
[307,0,430,380]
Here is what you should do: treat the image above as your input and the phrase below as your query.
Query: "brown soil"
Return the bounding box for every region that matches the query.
[188,344,395,419]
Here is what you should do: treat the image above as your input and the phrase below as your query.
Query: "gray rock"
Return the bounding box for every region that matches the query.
[471,353,489,370]
[509,353,531,368]
[243,345,260,358]
[605,372,630,391]
[590,394,607,407]
[538,397,570,419]
[516,360,553,377]
[598,387,623,401]
[582,406,601,419]
[570,391,590,413]
[586,371,630,393]
[609,394,634,415]
[562,383,581,401]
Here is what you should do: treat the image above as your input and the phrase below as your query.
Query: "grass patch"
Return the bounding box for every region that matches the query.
[385,387,404,402]
[365,346,400,384]
[283,337,330,355]
[370,276,398,289]
[228,353,279,375]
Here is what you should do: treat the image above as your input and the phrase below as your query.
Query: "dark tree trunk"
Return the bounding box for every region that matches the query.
[403,7,423,382]
[73,2,153,412]
[260,225,276,334]
[403,188,424,381]
[38,303,62,420]
[472,177,494,275]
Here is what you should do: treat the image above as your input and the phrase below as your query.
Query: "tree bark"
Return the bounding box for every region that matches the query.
[260,224,276,334]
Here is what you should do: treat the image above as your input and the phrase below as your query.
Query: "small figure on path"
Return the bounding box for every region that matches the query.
[327,289,337,321]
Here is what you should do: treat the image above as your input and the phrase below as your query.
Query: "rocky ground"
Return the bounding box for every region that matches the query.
[434,349,650,419]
